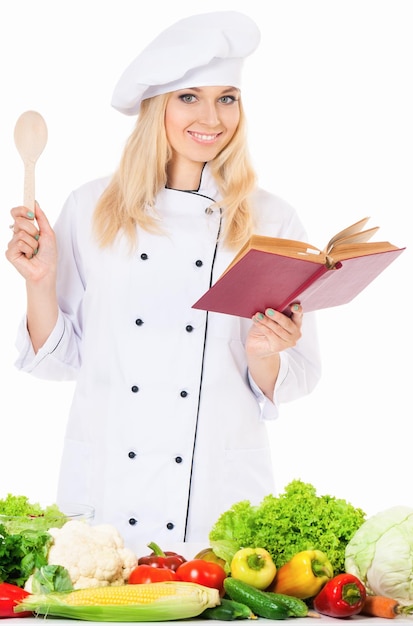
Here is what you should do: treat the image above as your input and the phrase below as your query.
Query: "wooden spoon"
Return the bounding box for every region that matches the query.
[14,110,48,211]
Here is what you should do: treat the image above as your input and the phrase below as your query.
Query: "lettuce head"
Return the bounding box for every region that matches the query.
[209,480,365,575]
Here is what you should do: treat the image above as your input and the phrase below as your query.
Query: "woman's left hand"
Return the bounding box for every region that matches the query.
[246,304,303,358]
[245,304,303,400]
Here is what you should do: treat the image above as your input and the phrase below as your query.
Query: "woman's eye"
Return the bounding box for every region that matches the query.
[219,95,237,104]
[179,94,197,103]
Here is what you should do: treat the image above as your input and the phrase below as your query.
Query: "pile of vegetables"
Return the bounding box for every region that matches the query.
[4,541,409,621]
[4,485,413,621]
[209,479,366,575]
[5,542,369,621]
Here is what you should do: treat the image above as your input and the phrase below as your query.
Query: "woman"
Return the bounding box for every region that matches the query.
[6,11,321,551]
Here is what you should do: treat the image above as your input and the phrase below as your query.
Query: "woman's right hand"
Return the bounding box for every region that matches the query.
[5,202,57,283]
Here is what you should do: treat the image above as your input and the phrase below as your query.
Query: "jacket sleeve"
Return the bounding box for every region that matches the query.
[13,190,87,380]
[14,310,80,380]
[248,310,322,420]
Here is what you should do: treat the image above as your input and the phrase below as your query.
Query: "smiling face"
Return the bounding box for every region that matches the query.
[164,85,240,189]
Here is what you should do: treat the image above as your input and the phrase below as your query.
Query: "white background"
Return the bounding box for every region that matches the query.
[0,1,411,523]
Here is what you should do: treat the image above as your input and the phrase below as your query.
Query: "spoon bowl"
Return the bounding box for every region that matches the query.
[14,110,48,210]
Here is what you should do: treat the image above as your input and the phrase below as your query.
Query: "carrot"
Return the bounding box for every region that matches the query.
[361,595,413,619]
[361,595,399,619]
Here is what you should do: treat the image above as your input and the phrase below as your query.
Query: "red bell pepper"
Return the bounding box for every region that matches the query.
[137,542,186,571]
[313,573,367,618]
[0,582,32,618]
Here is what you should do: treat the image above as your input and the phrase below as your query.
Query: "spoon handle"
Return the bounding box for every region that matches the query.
[23,161,35,212]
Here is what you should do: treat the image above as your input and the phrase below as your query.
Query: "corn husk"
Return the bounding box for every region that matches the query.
[15,581,220,621]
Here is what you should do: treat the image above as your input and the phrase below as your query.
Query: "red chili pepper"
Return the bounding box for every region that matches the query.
[0,582,32,618]
[313,573,367,618]
[137,541,186,571]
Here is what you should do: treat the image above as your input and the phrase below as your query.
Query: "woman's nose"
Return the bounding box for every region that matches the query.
[198,101,220,126]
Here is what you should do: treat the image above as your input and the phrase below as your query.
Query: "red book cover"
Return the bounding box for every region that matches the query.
[192,247,404,318]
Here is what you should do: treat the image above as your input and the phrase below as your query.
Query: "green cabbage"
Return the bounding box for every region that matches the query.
[345,505,413,605]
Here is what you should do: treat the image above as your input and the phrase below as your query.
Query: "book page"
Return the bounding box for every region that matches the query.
[327,226,381,254]
[223,236,326,275]
[324,216,371,252]
[329,240,402,262]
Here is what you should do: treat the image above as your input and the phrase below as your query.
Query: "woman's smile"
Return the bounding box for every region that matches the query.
[187,131,223,143]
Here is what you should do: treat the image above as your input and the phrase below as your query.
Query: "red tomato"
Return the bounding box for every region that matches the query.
[128,564,177,584]
[176,559,227,595]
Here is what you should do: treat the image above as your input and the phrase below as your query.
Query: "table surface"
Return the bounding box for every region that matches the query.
[8,616,413,624]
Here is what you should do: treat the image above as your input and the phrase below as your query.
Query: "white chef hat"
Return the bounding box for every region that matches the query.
[111,11,261,115]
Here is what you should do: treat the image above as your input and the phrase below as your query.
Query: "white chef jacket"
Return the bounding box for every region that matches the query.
[15,165,321,552]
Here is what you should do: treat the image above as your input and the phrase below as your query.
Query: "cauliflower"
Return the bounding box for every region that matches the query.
[38,520,138,589]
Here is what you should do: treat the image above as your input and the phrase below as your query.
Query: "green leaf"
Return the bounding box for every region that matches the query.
[32,564,74,593]
[0,524,52,586]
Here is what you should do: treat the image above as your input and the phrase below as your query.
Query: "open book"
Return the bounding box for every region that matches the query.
[192,217,405,318]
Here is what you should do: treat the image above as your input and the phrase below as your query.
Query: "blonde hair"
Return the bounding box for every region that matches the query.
[93,93,257,250]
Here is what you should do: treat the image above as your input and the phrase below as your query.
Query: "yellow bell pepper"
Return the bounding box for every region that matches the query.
[230,547,276,589]
[270,550,333,599]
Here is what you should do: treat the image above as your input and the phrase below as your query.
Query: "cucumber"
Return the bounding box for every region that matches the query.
[264,591,309,617]
[223,578,290,620]
[200,598,255,620]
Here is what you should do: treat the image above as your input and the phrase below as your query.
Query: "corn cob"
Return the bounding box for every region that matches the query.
[14,581,220,621]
